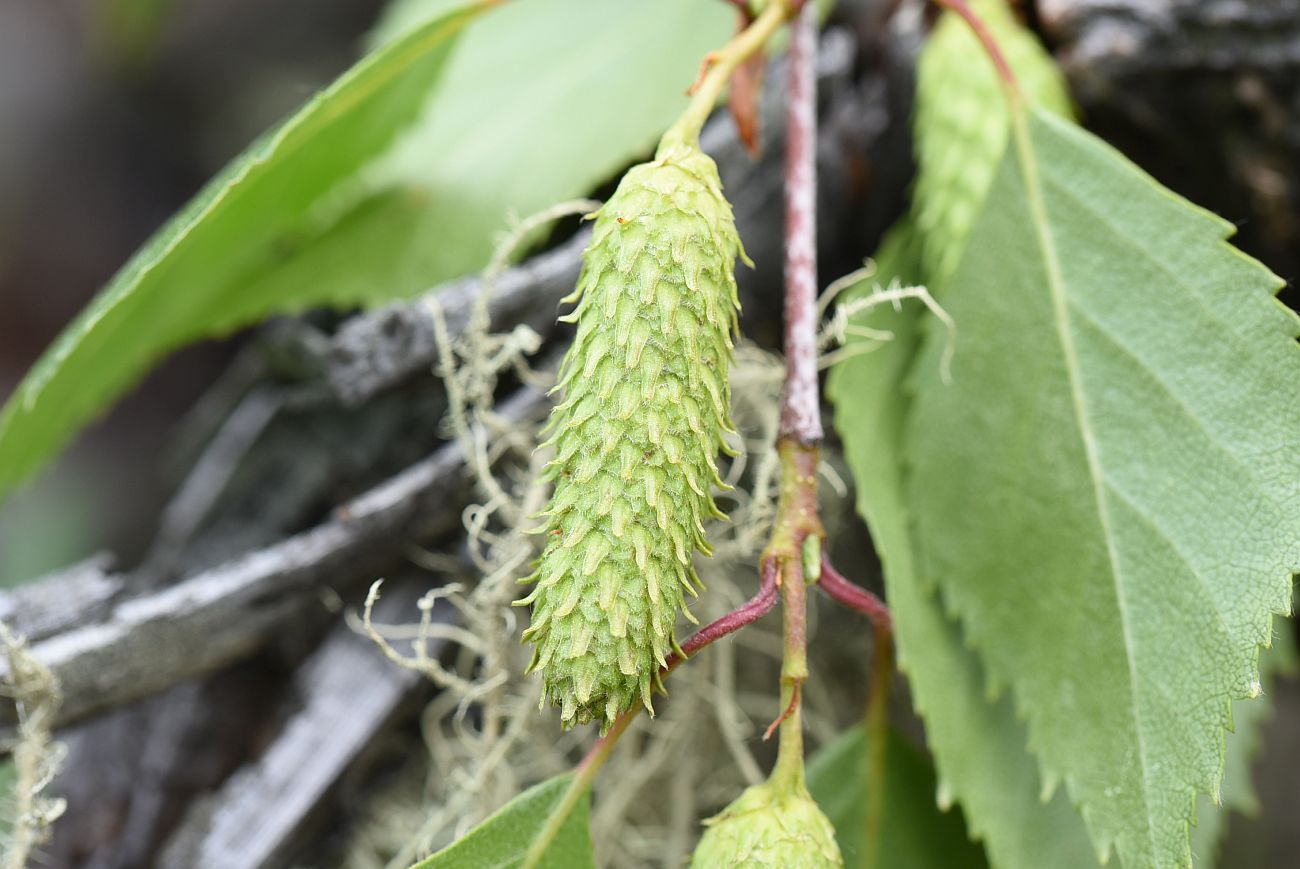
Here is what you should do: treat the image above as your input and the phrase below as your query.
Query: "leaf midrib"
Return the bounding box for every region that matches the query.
[1009,106,1157,864]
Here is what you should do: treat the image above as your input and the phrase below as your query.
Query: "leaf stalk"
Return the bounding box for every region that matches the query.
[663,0,795,148]
[931,0,1022,99]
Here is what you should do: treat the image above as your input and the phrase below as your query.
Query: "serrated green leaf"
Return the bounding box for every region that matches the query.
[806,724,988,869]
[1191,624,1296,867]
[832,7,1295,868]
[0,1,486,499]
[0,0,733,502]
[827,225,1104,869]
[829,7,1108,867]
[410,774,594,869]
[913,0,1071,284]
[905,105,1300,868]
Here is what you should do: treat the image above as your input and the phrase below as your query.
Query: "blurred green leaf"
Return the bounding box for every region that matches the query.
[911,0,1071,284]
[807,724,988,869]
[267,0,733,303]
[0,0,733,502]
[410,774,594,869]
[0,0,486,499]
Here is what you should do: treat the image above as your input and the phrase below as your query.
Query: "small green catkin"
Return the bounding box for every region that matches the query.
[516,136,744,732]
[913,0,1073,283]
[690,780,844,868]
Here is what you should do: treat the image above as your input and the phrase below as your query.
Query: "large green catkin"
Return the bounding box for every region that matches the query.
[517,137,744,732]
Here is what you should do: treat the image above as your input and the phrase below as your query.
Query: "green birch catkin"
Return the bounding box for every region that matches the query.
[690,780,844,868]
[517,135,744,732]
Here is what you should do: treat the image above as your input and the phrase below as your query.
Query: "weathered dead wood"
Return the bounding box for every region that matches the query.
[0,386,547,735]
[0,553,121,641]
[157,582,436,869]
[322,231,589,408]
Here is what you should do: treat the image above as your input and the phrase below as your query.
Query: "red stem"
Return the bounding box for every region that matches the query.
[675,557,780,663]
[778,0,823,445]
[818,553,893,634]
[931,0,1020,96]
[762,679,801,741]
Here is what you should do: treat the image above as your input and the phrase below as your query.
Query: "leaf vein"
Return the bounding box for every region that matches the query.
[1062,296,1278,512]
[1012,110,1158,863]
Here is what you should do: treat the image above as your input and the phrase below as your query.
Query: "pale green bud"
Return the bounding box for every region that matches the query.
[691,780,843,868]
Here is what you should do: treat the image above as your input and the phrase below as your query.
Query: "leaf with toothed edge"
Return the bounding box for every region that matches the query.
[831,224,1296,869]
[830,4,1110,865]
[1190,624,1295,867]
[905,105,1300,868]
[829,223,1105,869]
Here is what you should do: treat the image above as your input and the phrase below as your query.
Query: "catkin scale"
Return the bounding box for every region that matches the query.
[517,139,743,732]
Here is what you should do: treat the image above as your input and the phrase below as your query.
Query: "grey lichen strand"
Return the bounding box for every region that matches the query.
[517,141,744,732]
[690,780,844,868]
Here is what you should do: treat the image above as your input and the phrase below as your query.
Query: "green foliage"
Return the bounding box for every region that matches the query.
[1192,629,1296,866]
[828,225,1106,869]
[519,140,743,732]
[805,725,988,869]
[355,0,731,296]
[906,105,1299,868]
[8,0,1296,864]
[0,0,732,502]
[690,778,842,868]
[0,1,484,499]
[912,0,1071,284]
[831,187,1297,869]
[828,12,1105,863]
[830,6,1299,868]
[410,775,594,869]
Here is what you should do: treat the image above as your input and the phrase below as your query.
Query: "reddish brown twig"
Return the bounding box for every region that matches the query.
[931,0,1020,96]
[778,0,823,446]
[674,557,781,665]
[818,554,892,633]
[763,1,822,792]
[762,681,802,741]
